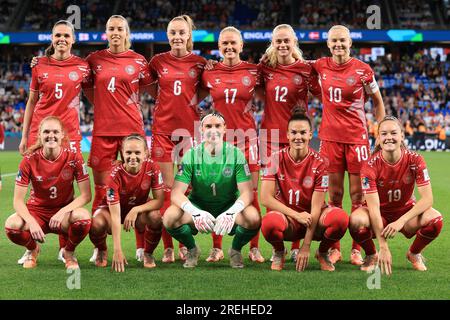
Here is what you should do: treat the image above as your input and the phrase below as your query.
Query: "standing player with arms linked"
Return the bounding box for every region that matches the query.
[148,15,207,263]
[163,111,261,269]
[89,134,164,272]
[5,116,91,270]
[349,116,443,274]
[200,26,265,263]
[84,15,155,263]
[19,20,91,264]
[311,25,385,265]
[258,24,321,262]
[261,111,348,271]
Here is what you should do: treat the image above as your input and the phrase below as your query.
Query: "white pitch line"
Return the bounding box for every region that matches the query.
[1,173,17,178]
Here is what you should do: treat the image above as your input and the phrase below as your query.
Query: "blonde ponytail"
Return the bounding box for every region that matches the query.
[107,15,132,50]
[169,15,195,52]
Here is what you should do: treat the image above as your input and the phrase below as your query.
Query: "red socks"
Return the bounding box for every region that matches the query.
[144,225,162,254]
[410,216,443,254]
[249,190,261,249]
[5,228,37,250]
[319,208,349,253]
[212,233,223,249]
[89,230,108,251]
[349,227,376,256]
[135,228,145,249]
[65,219,91,252]
[92,185,106,214]
[261,211,286,252]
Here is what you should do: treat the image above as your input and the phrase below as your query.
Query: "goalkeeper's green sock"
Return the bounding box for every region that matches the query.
[232,226,258,251]
[166,224,196,250]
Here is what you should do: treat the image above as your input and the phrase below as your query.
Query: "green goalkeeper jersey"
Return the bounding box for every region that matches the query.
[175,142,251,216]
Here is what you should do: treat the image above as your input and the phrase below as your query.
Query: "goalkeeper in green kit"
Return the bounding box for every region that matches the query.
[163,111,261,268]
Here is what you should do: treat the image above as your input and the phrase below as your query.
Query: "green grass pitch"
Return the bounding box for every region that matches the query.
[0,151,449,300]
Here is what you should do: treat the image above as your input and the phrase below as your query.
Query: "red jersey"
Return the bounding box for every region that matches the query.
[202,61,259,132]
[85,49,154,136]
[262,147,329,213]
[149,52,206,137]
[105,159,163,216]
[15,148,89,210]
[311,57,379,144]
[29,55,91,143]
[361,149,431,214]
[259,60,321,144]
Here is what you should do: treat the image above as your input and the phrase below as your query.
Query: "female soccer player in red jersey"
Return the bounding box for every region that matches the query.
[148,15,207,263]
[18,21,91,263]
[310,25,385,265]
[260,111,349,271]
[82,15,155,263]
[200,26,265,263]
[349,116,443,274]
[5,116,92,270]
[259,24,321,262]
[20,20,91,155]
[89,134,164,272]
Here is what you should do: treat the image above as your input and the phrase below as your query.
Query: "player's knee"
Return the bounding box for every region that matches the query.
[325,208,349,232]
[90,214,107,234]
[261,211,285,237]
[420,214,443,239]
[349,209,369,230]
[147,210,163,228]
[329,189,344,203]
[162,205,178,229]
[71,208,91,222]
[5,214,23,230]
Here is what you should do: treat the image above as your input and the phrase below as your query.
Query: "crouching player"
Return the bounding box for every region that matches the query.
[89,134,164,272]
[5,116,91,270]
[260,112,349,272]
[349,116,443,274]
[163,111,261,268]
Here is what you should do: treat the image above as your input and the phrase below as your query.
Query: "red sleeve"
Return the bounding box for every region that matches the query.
[30,66,39,92]
[201,70,210,90]
[148,56,158,83]
[74,153,90,183]
[0,124,4,143]
[139,60,156,87]
[80,61,92,90]
[82,54,94,90]
[415,154,431,187]
[106,172,120,205]
[256,63,265,86]
[15,157,31,187]
[313,160,328,192]
[360,162,378,194]
[150,161,164,190]
[361,64,378,94]
[308,68,322,98]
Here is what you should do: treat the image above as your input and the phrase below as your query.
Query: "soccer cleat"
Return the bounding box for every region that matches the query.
[360,253,378,272]
[95,250,108,268]
[406,251,427,271]
[23,245,40,269]
[162,248,175,263]
[143,252,156,269]
[290,249,299,262]
[350,249,364,266]
[229,248,244,269]
[270,248,287,262]
[64,252,79,270]
[183,246,201,268]
[328,248,342,264]
[179,246,188,261]
[136,248,144,262]
[58,248,66,264]
[248,247,265,263]
[315,250,335,272]
[17,249,30,265]
[205,248,224,262]
[89,248,98,263]
[271,251,286,271]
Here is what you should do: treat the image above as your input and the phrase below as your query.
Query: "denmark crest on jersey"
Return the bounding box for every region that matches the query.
[293,75,303,85]
[222,166,233,177]
[62,169,72,180]
[346,76,356,86]
[69,71,79,81]
[242,76,251,86]
[189,68,197,78]
[125,65,136,75]
[141,179,150,190]
[303,176,313,188]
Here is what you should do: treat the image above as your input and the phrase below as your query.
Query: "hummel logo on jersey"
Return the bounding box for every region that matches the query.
[43,73,48,79]
[215,78,221,84]
[96,65,102,71]
[322,73,326,80]
[162,68,169,74]
[36,176,43,182]
[279,174,285,181]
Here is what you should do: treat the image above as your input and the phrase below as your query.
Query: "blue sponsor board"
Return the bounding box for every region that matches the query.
[2,30,450,44]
